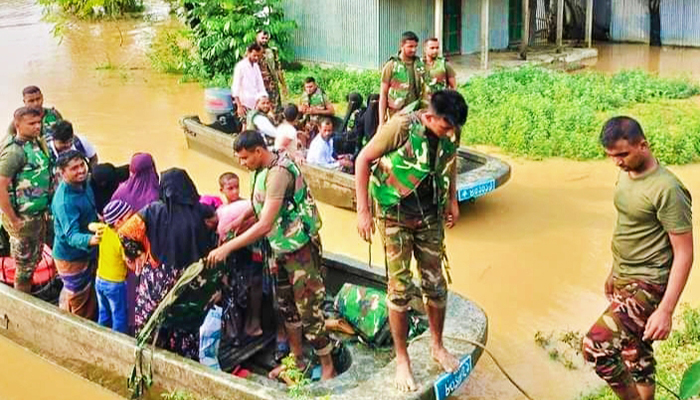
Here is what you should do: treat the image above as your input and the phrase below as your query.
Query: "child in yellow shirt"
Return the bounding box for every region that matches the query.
[94,200,133,334]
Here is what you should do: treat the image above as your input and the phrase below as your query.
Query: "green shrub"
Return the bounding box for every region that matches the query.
[459,66,700,164]
[286,66,381,104]
[38,0,144,18]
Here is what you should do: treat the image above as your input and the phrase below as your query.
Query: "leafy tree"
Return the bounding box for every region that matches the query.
[38,0,143,18]
[183,0,296,80]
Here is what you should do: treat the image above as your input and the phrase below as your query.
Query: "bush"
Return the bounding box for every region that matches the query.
[38,0,143,18]
[286,66,381,104]
[182,0,296,81]
[459,66,700,164]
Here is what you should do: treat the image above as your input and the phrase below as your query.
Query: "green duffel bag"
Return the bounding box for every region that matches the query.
[334,283,391,346]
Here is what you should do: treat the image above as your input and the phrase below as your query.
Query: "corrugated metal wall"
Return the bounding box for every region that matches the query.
[610,0,650,43]
[660,0,700,47]
[283,0,379,69]
[610,0,700,47]
[378,0,435,65]
[460,0,510,54]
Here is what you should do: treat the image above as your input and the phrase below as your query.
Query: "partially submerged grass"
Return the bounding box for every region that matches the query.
[459,66,700,165]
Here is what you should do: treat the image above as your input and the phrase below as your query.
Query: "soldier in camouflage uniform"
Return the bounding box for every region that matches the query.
[7,85,63,138]
[422,38,457,101]
[0,107,53,294]
[355,90,468,392]
[256,30,287,114]
[379,31,425,125]
[207,130,336,380]
[582,117,693,400]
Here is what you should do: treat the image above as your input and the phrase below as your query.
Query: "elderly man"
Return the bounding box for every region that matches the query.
[0,107,53,293]
[231,43,268,118]
[246,95,277,142]
[256,30,287,113]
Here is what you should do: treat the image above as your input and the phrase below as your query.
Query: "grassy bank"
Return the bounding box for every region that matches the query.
[580,305,700,400]
[460,66,700,164]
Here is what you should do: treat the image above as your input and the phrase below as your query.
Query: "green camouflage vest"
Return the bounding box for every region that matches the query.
[42,107,61,137]
[424,57,448,98]
[386,55,425,111]
[260,47,280,85]
[3,136,52,215]
[300,87,327,108]
[370,104,457,211]
[251,153,322,253]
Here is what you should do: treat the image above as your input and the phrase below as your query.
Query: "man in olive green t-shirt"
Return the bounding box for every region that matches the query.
[379,31,424,124]
[583,116,693,400]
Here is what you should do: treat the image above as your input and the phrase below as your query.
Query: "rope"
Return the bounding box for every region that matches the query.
[410,335,536,400]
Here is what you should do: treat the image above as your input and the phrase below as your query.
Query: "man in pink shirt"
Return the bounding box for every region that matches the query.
[231,43,268,118]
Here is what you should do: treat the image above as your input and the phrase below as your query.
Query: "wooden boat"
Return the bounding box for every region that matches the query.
[180,115,511,211]
[0,251,488,400]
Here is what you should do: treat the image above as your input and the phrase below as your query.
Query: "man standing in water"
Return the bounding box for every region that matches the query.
[379,31,424,125]
[355,90,467,392]
[422,38,456,100]
[0,107,53,294]
[256,30,287,114]
[583,117,693,400]
[207,131,336,380]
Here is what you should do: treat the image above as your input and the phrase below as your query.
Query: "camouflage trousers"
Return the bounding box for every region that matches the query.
[378,211,448,312]
[582,279,666,387]
[273,241,331,356]
[266,84,282,114]
[2,213,47,285]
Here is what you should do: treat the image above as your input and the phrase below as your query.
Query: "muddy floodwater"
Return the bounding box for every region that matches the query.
[2,1,700,399]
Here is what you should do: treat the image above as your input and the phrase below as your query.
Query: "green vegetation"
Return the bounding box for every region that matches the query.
[459,66,700,164]
[161,390,195,400]
[579,305,700,400]
[38,0,143,18]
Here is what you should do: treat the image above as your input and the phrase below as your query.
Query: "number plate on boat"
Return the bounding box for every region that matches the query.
[458,179,496,202]
[433,355,472,400]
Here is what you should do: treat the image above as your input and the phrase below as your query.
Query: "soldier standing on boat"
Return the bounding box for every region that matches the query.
[207,130,336,380]
[583,117,694,400]
[378,31,424,126]
[355,90,468,392]
[422,38,457,100]
[0,107,53,294]
[256,30,287,114]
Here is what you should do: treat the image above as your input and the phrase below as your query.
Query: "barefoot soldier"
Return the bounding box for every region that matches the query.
[355,90,467,392]
[207,130,336,381]
[583,117,693,400]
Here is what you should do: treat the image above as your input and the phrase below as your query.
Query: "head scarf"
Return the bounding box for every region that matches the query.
[140,168,214,271]
[364,94,380,141]
[90,163,130,214]
[341,92,364,133]
[111,153,160,212]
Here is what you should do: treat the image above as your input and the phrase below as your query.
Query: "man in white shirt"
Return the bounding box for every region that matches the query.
[275,104,301,161]
[246,95,277,141]
[231,43,268,118]
[306,119,352,171]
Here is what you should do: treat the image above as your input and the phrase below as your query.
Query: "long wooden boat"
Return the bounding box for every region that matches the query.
[0,251,487,400]
[180,116,511,211]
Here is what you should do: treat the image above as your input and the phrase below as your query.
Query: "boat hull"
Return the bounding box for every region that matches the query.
[180,116,510,211]
[0,252,487,400]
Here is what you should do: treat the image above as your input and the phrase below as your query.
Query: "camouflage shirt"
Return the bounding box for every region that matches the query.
[0,135,52,216]
[251,152,322,254]
[381,55,425,112]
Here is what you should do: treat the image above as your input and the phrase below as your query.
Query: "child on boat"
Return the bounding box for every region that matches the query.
[93,200,134,334]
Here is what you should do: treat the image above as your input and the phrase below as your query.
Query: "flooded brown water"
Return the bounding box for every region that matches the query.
[2,2,700,399]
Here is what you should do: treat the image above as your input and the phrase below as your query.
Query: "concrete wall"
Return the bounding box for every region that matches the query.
[461,0,510,54]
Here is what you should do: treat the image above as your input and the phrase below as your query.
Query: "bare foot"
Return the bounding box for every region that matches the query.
[245,326,263,337]
[431,345,459,373]
[268,364,286,380]
[395,360,417,392]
